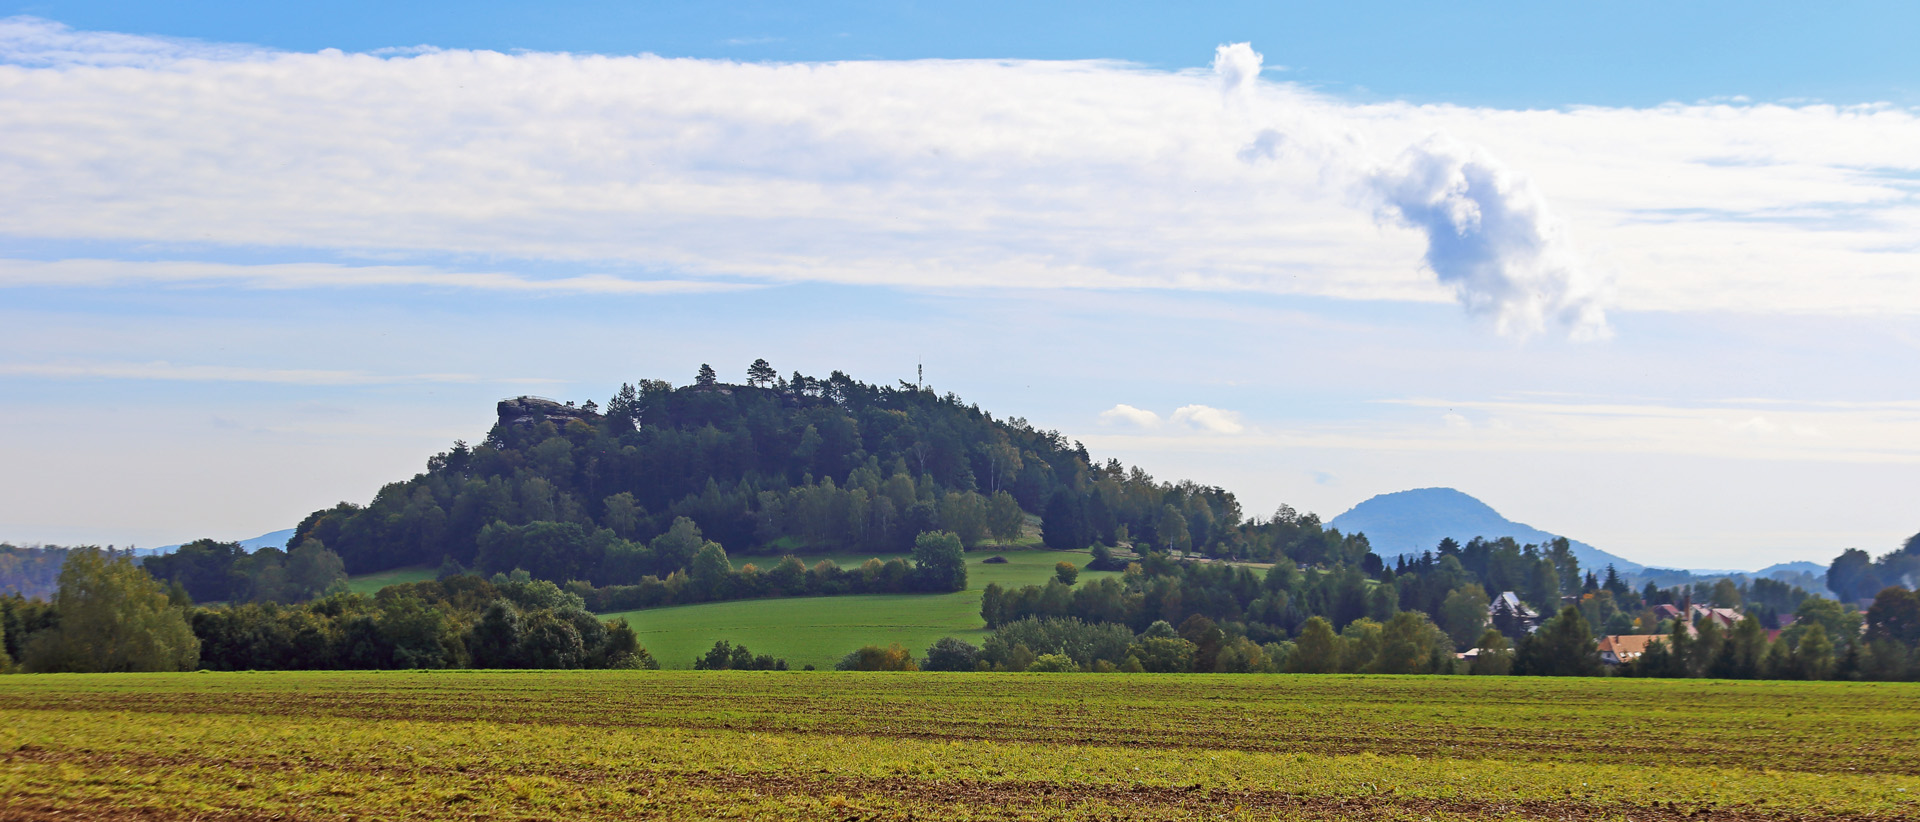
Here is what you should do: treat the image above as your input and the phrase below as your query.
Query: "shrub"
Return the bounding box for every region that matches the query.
[836,643,919,671]
[921,636,981,672]
[1027,653,1078,672]
[982,616,1133,670]
[694,640,787,670]
[1054,562,1079,585]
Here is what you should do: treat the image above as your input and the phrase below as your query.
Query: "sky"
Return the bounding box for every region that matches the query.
[2,4,1916,570]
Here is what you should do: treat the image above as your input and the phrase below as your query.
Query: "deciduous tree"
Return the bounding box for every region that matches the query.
[23,549,199,673]
[1285,616,1340,673]
[912,531,967,593]
[1054,561,1079,586]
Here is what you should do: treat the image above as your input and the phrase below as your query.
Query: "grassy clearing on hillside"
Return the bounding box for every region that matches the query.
[343,565,437,595]
[1,672,1915,821]
[613,548,1110,669]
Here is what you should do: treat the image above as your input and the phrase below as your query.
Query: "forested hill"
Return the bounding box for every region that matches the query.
[1330,488,1644,573]
[292,363,1330,583]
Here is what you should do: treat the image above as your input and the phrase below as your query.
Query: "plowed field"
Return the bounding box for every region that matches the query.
[2,672,1916,820]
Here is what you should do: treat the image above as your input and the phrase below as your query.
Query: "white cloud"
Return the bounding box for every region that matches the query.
[0,15,266,67]
[1087,395,1920,465]
[1170,404,1246,435]
[1099,403,1162,428]
[1212,41,1262,104]
[0,258,760,294]
[0,360,558,386]
[1100,403,1245,435]
[1367,137,1610,339]
[1382,397,1920,463]
[0,18,1915,323]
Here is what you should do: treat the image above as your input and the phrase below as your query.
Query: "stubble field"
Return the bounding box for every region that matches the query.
[1,671,1916,821]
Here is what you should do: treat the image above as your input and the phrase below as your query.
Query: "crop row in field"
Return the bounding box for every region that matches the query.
[2,671,1918,820]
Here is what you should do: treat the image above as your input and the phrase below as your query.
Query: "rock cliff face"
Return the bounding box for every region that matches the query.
[497,396,599,428]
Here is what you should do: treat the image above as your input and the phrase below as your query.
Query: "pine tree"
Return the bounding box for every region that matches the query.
[746,358,777,388]
[1513,605,1601,677]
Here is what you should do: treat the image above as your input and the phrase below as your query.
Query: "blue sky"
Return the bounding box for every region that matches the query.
[13,1,1920,107]
[1,6,1917,568]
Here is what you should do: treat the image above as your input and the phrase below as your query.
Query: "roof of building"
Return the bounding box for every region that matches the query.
[1690,605,1743,627]
[1598,634,1665,659]
[1490,591,1540,619]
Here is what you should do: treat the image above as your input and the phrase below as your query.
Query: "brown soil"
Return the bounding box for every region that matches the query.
[2,747,1902,822]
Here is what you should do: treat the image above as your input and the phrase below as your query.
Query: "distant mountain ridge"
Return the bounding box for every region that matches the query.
[145,528,297,557]
[1756,561,1825,577]
[1330,488,1646,573]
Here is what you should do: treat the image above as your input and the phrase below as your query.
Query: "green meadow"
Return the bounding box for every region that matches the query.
[610,547,1111,669]
[344,548,1106,670]
[342,564,438,595]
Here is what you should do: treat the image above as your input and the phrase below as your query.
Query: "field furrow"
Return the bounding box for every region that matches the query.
[2,672,1916,821]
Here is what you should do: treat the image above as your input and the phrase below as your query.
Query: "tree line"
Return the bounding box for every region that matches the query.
[0,543,79,600]
[972,530,1920,680]
[1827,533,1920,603]
[826,581,1920,679]
[0,549,656,673]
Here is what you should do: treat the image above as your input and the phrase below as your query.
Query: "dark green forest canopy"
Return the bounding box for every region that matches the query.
[290,368,1277,583]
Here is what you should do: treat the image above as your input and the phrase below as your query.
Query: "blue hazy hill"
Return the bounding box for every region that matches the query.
[1329,487,1645,573]
[143,528,297,557]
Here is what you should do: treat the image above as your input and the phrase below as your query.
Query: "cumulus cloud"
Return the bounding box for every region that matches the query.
[1099,404,1163,428]
[1368,137,1610,338]
[1213,44,1607,338]
[0,19,1916,321]
[1171,404,1246,434]
[1213,42,1262,104]
[1100,403,1245,435]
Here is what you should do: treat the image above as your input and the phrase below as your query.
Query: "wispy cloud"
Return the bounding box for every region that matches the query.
[0,258,761,294]
[1099,403,1245,435]
[1098,403,1162,428]
[0,361,560,386]
[1087,394,1920,465]
[0,15,267,67]
[0,18,1916,323]
[1376,396,1920,463]
[1171,404,1245,434]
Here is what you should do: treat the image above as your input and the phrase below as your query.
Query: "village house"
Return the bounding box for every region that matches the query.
[1489,591,1542,635]
[1689,605,1743,631]
[1648,603,1747,637]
